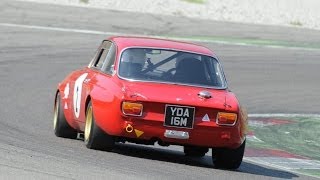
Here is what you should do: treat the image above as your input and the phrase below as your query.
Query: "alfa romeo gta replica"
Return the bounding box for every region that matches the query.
[53,36,248,169]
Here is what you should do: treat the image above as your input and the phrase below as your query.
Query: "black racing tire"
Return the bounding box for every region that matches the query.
[53,93,78,139]
[212,140,246,169]
[84,101,115,151]
[183,146,208,157]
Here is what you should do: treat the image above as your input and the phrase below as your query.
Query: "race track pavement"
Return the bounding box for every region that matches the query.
[0,0,319,179]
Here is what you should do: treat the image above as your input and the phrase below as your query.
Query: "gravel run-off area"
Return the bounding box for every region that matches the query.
[18,0,320,30]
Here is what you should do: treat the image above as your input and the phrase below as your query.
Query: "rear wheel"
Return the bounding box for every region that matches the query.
[53,93,77,139]
[212,140,246,169]
[84,101,115,151]
[184,146,208,157]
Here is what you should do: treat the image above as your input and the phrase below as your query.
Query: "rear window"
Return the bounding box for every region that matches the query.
[118,48,227,88]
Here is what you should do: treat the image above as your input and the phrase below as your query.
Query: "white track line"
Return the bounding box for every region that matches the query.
[0,22,318,51]
[0,23,119,35]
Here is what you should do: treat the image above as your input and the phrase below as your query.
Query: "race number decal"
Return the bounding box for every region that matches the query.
[164,105,195,129]
[63,83,70,99]
[73,73,88,118]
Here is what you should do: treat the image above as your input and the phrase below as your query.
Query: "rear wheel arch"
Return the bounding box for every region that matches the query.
[85,95,92,116]
[84,95,108,133]
[54,90,60,109]
[84,99,115,151]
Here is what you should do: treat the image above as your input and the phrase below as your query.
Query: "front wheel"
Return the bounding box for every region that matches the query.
[53,92,77,139]
[84,101,115,151]
[212,140,246,169]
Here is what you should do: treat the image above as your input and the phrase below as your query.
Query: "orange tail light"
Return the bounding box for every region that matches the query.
[216,112,237,126]
[122,102,143,116]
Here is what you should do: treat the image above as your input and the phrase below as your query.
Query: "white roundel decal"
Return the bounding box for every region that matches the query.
[73,73,88,118]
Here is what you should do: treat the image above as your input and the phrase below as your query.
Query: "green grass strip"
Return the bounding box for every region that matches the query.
[248,117,320,161]
[297,169,320,177]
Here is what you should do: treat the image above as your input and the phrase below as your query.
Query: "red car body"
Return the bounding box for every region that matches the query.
[54,36,248,169]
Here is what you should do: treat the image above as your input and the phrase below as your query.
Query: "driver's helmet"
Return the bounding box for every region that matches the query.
[120,48,146,76]
[121,48,146,67]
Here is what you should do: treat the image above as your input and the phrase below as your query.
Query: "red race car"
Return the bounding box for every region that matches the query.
[53,36,248,169]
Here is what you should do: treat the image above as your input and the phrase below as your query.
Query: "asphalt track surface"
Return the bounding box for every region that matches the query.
[0,0,319,179]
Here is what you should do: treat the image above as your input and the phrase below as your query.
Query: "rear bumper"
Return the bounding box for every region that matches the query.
[116,117,244,149]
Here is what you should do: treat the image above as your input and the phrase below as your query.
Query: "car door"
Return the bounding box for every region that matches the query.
[68,41,106,123]
[73,41,115,125]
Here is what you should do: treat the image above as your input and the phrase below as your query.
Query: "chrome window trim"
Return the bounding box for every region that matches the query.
[116,46,228,89]
[88,40,118,76]
[88,40,112,68]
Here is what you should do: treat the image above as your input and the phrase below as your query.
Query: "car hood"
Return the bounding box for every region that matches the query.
[121,81,230,110]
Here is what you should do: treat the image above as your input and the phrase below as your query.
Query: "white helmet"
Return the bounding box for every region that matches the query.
[121,48,146,67]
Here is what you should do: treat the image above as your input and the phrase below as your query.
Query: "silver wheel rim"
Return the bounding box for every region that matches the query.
[84,106,93,142]
[53,99,59,131]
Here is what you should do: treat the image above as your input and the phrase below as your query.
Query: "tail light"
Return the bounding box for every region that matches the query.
[216,112,237,126]
[122,102,143,116]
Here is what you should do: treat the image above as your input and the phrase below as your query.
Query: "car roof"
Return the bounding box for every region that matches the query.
[108,36,215,56]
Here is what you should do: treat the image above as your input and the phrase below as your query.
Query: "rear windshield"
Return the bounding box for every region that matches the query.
[118,48,227,88]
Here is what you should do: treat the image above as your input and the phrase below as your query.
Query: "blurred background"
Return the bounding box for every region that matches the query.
[0,0,319,179]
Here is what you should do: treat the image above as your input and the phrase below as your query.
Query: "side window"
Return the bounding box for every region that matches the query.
[101,43,116,74]
[93,41,112,69]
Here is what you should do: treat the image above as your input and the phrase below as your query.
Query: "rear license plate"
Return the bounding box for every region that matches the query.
[164,105,195,129]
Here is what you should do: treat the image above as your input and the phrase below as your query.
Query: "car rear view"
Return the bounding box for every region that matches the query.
[117,47,247,169]
[54,37,247,170]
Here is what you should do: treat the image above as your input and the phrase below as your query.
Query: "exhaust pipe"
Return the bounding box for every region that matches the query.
[125,124,133,133]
